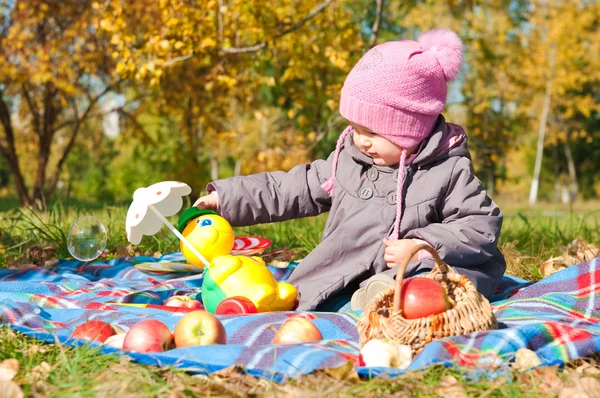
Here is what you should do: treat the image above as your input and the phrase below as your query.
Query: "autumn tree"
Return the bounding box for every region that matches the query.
[458,0,530,196]
[523,0,600,204]
[0,0,117,210]
[95,0,363,194]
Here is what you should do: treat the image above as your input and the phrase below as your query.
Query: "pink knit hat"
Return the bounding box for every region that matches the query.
[322,29,463,240]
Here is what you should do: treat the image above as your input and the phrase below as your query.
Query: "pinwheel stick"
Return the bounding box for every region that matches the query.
[148,204,211,267]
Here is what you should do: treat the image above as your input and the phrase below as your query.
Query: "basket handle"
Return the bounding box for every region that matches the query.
[392,243,448,314]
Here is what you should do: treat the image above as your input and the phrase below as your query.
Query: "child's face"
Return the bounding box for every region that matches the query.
[350,123,410,166]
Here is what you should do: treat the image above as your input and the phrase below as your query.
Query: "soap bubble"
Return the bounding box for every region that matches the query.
[67,216,107,261]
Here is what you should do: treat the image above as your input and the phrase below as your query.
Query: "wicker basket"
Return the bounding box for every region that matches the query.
[357,244,497,353]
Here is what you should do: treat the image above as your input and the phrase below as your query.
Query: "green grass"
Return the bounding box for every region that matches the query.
[2,200,600,276]
[1,200,600,396]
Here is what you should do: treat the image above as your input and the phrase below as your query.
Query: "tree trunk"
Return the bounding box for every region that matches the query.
[528,47,556,206]
[0,94,32,207]
[563,133,578,202]
[552,146,561,202]
[0,147,31,207]
[234,159,241,176]
[210,155,219,181]
[32,138,51,210]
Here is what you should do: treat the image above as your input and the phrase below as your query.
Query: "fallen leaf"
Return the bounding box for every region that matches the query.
[115,245,133,257]
[25,345,50,355]
[26,245,56,265]
[262,248,301,263]
[559,373,600,398]
[30,361,52,381]
[320,361,359,383]
[576,363,600,376]
[535,367,563,393]
[192,374,210,382]
[6,256,19,268]
[538,256,577,277]
[538,237,600,278]
[561,237,600,262]
[25,345,40,355]
[434,375,468,398]
[0,359,19,381]
[213,365,245,378]
[514,348,542,371]
[439,375,459,386]
[44,259,59,267]
[0,381,24,398]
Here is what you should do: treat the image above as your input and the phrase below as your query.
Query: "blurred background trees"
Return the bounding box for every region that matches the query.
[1,0,598,210]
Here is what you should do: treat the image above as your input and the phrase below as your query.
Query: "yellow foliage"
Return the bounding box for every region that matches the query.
[3,0,597,204]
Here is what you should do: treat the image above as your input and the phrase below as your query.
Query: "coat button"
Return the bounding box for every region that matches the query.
[386,191,397,205]
[358,186,373,200]
[393,169,399,182]
[367,168,379,181]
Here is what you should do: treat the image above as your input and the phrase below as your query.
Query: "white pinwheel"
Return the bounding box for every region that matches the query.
[125,181,210,267]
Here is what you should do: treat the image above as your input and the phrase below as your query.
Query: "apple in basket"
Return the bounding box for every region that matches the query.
[271,316,323,344]
[174,310,227,347]
[400,277,452,320]
[164,295,203,309]
[71,320,116,343]
[123,320,173,352]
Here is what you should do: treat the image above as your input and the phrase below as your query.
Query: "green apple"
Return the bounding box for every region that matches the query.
[174,310,227,347]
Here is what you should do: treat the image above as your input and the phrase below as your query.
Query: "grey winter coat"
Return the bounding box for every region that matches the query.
[208,116,506,310]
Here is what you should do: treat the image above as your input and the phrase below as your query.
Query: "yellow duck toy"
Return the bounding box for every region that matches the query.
[178,208,298,314]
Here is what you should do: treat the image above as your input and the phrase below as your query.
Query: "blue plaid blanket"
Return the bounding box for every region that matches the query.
[1,253,599,379]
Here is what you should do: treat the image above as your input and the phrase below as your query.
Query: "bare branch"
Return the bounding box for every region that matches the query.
[119,108,157,146]
[280,0,333,36]
[223,0,333,53]
[163,52,196,67]
[369,0,384,48]
[221,42,267,54]
[54,92,150,132]
[164,0,334,65]
[45,85,112,197]
[21,84,43,137]
[217,0,224,45]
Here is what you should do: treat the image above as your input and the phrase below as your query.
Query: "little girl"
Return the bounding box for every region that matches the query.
[194,29,506,311]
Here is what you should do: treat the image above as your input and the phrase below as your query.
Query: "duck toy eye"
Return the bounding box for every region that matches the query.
[197,218,213,227]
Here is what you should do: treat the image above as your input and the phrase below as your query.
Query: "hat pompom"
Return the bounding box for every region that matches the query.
[417,29,463,81]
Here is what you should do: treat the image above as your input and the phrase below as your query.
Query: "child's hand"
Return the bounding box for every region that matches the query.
[193,192,219,210]
[383,239,419,268]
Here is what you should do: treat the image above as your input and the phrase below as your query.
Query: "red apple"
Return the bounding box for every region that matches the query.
[174,310,227,347]
[123,320,173,352]
[400,277,451,319]
[71,320,116,343]
[271,317,323,344]
[164,295,203,309]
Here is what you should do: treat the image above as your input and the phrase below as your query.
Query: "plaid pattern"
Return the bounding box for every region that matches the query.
[1,252,599,379]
